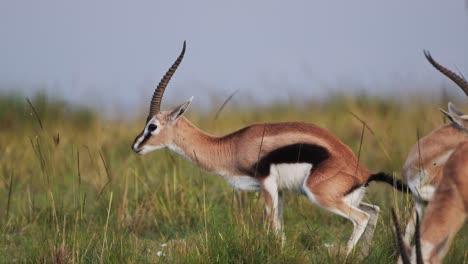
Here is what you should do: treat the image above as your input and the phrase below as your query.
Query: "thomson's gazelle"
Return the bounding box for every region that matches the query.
[394,141,468,264]
[403,51,468,240]
[131,42,408,254]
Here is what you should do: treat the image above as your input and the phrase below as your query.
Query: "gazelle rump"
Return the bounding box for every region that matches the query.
[131,42,408,255]
[394,142,468,264]
[402,51,468,240]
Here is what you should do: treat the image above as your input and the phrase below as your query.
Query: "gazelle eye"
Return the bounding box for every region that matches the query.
[148,123,157,132]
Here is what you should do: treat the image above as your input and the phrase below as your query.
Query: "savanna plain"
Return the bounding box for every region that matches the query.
[0,92,467,263]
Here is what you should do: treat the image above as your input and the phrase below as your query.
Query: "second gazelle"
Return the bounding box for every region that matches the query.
[132,42,407,254]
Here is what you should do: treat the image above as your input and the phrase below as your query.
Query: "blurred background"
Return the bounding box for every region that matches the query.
[1,0,467,117]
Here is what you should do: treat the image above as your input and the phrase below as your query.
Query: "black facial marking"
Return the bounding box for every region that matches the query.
[139,132,152,147]
[247,143,330,177]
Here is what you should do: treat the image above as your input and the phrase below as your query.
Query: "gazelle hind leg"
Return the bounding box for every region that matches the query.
[335,203,371,255]
[302,184,370,255]
[358,202,380,255]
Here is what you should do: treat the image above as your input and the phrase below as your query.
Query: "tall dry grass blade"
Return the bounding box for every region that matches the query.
[82,232,96,263]
[99,151,112,182]
[100,192,113,263]
[253,125,267,178]
[391,208,410,264]
[85,145,101,179]
[72,211,78,264]
[59,215,67,263]
[26,97,44,130]
[214,89,239,120]
[416,128,425,201]
[348,111,392,162]
[49,191,60,232]
[353,122,366,177]
[193,150,209,248]
[77,148,81,185]
[97,151,112,199]
[118,172,129,226]
[81,193,87,219]
[6,172,14,221]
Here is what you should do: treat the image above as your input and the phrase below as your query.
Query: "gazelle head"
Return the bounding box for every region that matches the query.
[424,50,468,134]
[132,41,193,154]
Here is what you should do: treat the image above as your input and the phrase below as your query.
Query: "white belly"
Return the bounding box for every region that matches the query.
[221,163,312,192]
[270,163,313,192]
[225,176,261,191]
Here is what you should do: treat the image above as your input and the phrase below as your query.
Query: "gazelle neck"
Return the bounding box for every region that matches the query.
[170,117,234,174]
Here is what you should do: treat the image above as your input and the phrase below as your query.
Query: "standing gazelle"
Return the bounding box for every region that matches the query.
[394,141,468,264]
[132,42,408,254]
[403,51,468,240]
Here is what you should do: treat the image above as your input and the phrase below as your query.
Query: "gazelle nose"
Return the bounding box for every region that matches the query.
[131,141,141,153]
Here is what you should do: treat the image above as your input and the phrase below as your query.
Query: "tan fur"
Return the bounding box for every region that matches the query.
[403,123,467,190]
[399,142,468,264]
[403,116,468,240]
[149,116,371,191]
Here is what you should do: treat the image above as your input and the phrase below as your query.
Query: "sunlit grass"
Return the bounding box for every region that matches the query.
[0,92,466,263]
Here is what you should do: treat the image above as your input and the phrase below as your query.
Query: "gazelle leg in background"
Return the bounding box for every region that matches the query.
[404,201,425,242]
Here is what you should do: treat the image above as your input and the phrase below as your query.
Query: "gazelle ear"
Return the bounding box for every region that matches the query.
[448,102,464,116]
[440,108,465,128]
[168,96,193,124]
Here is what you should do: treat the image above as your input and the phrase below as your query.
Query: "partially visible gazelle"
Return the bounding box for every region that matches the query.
[403,51,468,240]
[132,42,408,254]
[394,141,468,264]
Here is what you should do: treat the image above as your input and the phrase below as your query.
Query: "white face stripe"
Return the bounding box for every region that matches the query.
[132,117,162,153]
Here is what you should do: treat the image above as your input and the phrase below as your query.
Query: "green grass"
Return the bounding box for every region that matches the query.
[0,92,466,263]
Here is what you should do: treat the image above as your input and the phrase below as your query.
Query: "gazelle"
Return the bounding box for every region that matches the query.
[131,42,408,255]
[394,141,468,264]
[403,51,468,240]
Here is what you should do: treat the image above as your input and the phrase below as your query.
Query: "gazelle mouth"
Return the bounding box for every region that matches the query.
[132,145,143,154]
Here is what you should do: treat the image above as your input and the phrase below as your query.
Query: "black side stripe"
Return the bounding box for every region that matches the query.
[246,143,330,177]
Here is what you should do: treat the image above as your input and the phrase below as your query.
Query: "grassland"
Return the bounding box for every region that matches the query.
[0,92,466,263]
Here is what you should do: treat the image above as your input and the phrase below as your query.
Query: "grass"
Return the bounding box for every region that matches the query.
[0,92,467,263]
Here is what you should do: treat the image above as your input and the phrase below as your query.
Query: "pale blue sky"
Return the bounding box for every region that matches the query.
[0,1,467,114]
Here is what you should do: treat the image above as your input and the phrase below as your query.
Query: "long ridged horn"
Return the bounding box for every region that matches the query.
[424,50,468,96]
[391,208,411,264]
[148,41,186,119]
